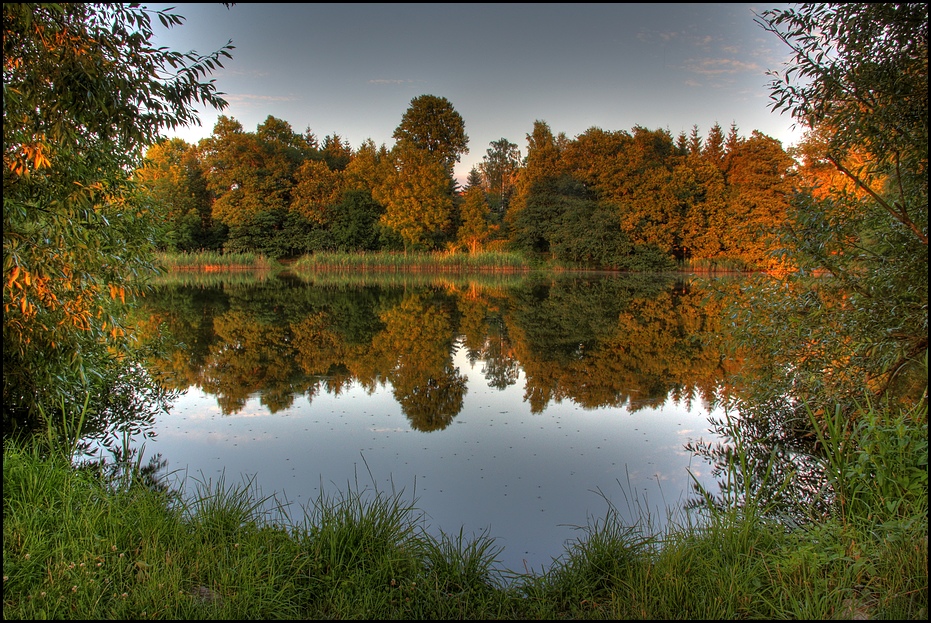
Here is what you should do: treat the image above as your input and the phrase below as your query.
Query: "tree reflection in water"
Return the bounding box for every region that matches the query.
[132,273,738,429]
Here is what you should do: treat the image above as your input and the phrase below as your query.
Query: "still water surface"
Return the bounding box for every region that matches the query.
[132,272,736,574]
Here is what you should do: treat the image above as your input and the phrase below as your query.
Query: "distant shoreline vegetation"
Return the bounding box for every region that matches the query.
[155,250,759,276]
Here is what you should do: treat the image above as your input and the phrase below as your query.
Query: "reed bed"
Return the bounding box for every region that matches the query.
[146,270,279,289]
[290,250,534,274]
[155,251,279,271]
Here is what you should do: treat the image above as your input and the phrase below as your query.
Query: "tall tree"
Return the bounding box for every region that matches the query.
[201,115,300,228]
[464,166,484,191]
[291,159,344,225]
[321,133,352,171]
[343,139,387,193]
[688,125,703,155]
[3,3,233,424]
[479,137,521,222]
[392,94,469,173]
[725,122,741,155]
[722,131,794,267]
[510,120,566,225]
[702,122,726,170]
[457,185,494,253]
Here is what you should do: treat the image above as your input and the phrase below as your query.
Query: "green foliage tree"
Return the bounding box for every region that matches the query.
[509,120,567,231]
[702,122,726,170]
[392,94,469,174]
[3,3,233,424]
[464,166,484,191]
[748,2,928,405]
[330,190,385,252]
[673,154,728,262]
[224,208,314,259]
[479,137,521,223]
[321,133,352,171]
[137,138,222,252]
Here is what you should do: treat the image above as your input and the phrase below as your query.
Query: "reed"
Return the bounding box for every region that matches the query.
[155,251,279,271]
[290,250,534,274]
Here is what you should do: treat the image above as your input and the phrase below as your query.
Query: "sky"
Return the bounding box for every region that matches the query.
[149,3,804,184]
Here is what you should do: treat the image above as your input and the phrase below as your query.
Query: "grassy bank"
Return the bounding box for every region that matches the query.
[3,400,926,619]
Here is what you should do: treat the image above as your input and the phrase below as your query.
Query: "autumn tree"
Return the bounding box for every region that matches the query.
[343,138,388,194]
[721,130,794,268]
[202,115,305,228]
[291,159,344,225]
[373,145,455,250]
[457,185,494,253]
[566,126,680,256]
[3,3,233,425]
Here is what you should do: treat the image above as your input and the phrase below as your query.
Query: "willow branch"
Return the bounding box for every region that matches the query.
[825,154,928,245]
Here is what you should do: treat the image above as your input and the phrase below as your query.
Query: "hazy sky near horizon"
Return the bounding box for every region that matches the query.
[150,3,803,182]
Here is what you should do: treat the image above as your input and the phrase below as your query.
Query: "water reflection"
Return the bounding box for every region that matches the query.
[128,272,747,572]
[134,273,736,429]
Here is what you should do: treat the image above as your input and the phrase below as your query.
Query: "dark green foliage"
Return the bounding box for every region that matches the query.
[511,176,675,271]
[331,190,386,252]
[224,209,318,259]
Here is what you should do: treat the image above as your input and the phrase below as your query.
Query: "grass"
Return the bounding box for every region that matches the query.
[3,400,927,619]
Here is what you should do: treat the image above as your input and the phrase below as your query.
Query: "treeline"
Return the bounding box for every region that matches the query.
[137,95,794,271]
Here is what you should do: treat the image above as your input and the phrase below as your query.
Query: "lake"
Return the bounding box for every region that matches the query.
[124,271,742,574]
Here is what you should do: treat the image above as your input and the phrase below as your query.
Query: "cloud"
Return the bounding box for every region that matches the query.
[368,78,425,85]
[636,29,682,43]
[224,93,298,103]
[684,57,762,76]
[223,69,271,78]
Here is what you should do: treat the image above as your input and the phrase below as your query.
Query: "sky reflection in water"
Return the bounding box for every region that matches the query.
[151,339,722,575]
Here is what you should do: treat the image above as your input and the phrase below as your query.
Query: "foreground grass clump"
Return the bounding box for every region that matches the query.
[1,443,518,619]
[3,399,927,619]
